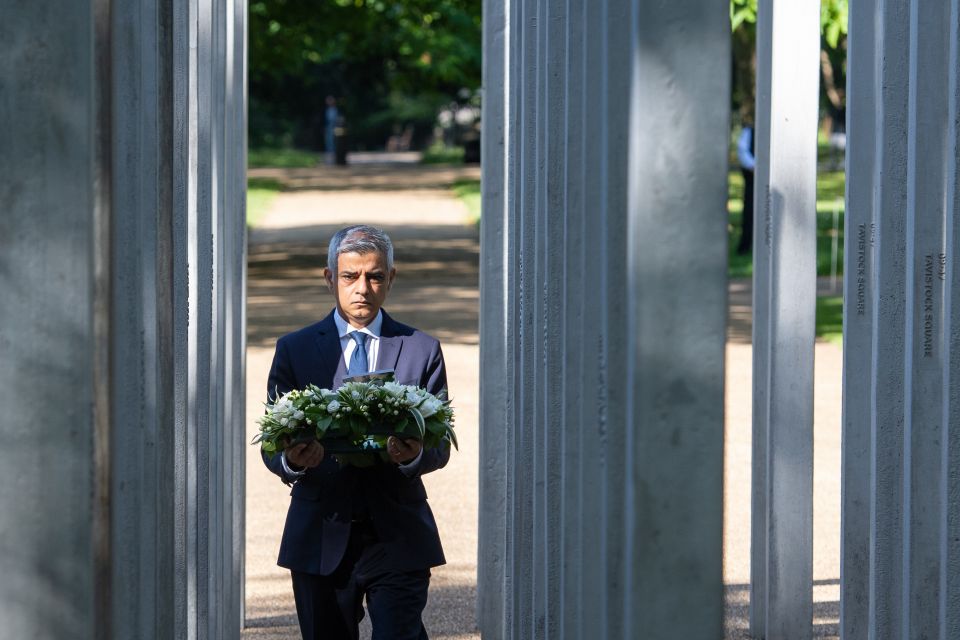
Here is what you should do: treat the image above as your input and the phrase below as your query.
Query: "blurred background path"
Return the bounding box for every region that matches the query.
[242,161,843,639]
[243,160,482,639]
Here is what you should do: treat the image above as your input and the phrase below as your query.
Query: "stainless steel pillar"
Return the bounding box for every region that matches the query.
[478,0,729,636]
[842,0,960,637]
[750,1,821,638]
[0,2,246,637]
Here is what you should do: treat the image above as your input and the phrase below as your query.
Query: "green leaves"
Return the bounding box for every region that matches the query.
[409,407,426,440]
[311,412,333,436]
[249,0,481,148]
[445,429,459,451]
[729,0,848,125]
[254,381,457,464]
[820,0,848,49]
[730,0,757,32]
[730,0,847,45]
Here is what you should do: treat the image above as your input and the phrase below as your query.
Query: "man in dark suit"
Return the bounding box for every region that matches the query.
[262,225,450,640]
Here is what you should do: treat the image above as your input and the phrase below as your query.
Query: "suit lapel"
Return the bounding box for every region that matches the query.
[315,309,403,385]
[313,311,348,389]
[376,310,403,373]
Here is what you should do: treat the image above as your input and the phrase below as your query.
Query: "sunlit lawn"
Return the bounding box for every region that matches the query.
[246,147,315,225]
[816,295,844,344]
[248,147,320,168]
[422,143,466,165]
[380,163,848,340]
[452,179,481,224]
[727,168,846,279]
[452,165,847,282]
[728,164,847,341]
[247,177,283,227]
[245,144,847,341]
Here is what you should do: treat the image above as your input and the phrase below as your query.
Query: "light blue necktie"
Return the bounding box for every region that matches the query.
[348,332,369,375]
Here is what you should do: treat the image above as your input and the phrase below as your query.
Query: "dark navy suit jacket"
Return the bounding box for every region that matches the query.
[262,309,450,576]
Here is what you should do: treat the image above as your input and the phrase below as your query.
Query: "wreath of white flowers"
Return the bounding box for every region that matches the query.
[253,380,456,466]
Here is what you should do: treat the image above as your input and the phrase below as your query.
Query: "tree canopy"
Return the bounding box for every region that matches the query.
[730,0,848,131]
[249,0,481,150]
[250,1,847,150]
[730,0,847,45]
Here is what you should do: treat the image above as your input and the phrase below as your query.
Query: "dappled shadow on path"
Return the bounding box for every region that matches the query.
[724,581,839,639]
[728,278,753,344]
[245,212,481,640]
[247,224,479,349]
[726,276,846,345]
[242,581,479,639]
[249,164,480,193]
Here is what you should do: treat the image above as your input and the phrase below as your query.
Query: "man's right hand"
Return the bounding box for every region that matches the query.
[285,440,325,470]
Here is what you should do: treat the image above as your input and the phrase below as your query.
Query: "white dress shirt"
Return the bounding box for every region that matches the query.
[281,308,422,478]
[334,308,382,372]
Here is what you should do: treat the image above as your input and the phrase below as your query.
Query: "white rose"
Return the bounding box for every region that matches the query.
[280,417,289,426]
[294,410,304,420]
[383,381,404,395]
[419,397,442,418]
[327,400,341,414]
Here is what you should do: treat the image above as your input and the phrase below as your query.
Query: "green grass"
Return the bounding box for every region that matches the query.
[453,168,846,279]
[452,179,481,223]
[247,177,283,227]
[816,170,846,203]
[248,147,320,168]
[421,143,465,165]
[816,295,843,344]
[728,169,846,279]
[726,172,754,278]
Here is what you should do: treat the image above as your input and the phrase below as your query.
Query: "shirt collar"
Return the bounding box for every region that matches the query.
[334,308,383,339]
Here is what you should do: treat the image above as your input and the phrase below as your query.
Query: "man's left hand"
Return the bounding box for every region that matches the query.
[387,436,422,465]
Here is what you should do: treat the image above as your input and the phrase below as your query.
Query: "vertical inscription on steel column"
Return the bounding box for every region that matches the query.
[921,252,947,357]
[924,254,935,357]
[856,223,875,315]
[764,186,773,249]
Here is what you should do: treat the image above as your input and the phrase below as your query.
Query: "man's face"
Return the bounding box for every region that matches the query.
[324,251,395,328]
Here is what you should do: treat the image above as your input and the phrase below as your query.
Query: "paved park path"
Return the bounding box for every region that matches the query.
[242,160,842,639]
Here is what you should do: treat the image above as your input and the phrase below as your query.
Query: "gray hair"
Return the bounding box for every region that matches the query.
[327,225,394,274]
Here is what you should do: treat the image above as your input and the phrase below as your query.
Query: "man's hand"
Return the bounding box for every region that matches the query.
[386,436,422,465]
[285,440,324,470]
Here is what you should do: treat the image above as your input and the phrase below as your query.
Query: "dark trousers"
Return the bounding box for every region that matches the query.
[291,523,430,640]
[738,168,755,255]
